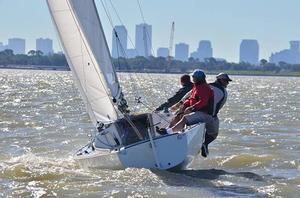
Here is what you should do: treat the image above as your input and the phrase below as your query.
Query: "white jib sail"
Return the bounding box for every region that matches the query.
[47,0,121,124]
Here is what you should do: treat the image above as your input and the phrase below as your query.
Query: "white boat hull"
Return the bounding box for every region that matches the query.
[75,123,205,170]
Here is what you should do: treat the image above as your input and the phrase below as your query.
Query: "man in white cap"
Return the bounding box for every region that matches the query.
[201,73,232,157]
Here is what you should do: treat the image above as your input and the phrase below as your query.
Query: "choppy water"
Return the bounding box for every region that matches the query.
[0,69,299,198]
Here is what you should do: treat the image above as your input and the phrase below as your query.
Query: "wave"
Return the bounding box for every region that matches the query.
[0,153,82,182]
[217,154,274,168]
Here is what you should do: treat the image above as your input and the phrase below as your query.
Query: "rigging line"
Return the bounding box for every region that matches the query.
[92,0,145,135]
[123,114,143,140]
[101,0,165,112]
[138,100,171,124]
[98,0,141,84]
[136,0,146,25]
[98,0,151,118]
[114,36,141,113]
[114,31,140,96]
[108,0,142,56]
[113,37,139,113]
[103,0,113,23]
[105,0,142,61]
[136,0,155,56]
[108,0,161,109]
[98,0,114,31]
[65,0,119,120]
[98,0,141,102]
[99,0,151,109]
[135,0,170,107]
[92,0,122,93]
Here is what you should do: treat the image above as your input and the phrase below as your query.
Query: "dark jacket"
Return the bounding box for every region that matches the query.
[156,82,193,111]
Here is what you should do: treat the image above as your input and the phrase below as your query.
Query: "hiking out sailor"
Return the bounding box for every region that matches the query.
[156,69,214,135]
[155,74,193,112]
[201,73,232,157]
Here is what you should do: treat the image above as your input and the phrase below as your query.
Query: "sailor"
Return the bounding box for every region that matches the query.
[201,73,232,157]
[156,69,214,134]
[155,74,193,112]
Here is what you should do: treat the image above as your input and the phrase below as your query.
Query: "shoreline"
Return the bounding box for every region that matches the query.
[1,65,299,77]
[0,65,69,71]
[117,69,300,77]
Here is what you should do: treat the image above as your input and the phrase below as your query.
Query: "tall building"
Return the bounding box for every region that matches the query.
[239,39,259,65]
[8,38,26,54]
[36,38,53,55]
[290,41,300,54]
[135,23,152,57]
[269,41,300,65]
[126,48,138,58]
[175,43,189,61]
[0,42,4,51]
[190,40,213,61]
[111,25,128,58]
[157,47,169,58]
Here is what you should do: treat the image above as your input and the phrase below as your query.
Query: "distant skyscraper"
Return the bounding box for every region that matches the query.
[290,41,300,53]
[198,40,213,60]
[175,43,189,61]
[126,48,138,58]
[0,42,3,51]
[8,38,26,54]
[36,38,53,55]
[157,47,169,58]
[269,41,300,65]
[239,39,259,65]
[190,40,213,61]
[111,25,127,58]
[190,51,198,59]
[135,23,152,57]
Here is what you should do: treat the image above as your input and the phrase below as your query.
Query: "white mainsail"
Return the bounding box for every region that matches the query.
[47,0,122,124]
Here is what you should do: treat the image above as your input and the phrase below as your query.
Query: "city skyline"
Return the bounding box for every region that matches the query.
[2,36,300,65]
[1,0,300,62]
[0,37,54,55]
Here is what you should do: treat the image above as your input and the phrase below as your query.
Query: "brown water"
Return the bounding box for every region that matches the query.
[0,69,299,197]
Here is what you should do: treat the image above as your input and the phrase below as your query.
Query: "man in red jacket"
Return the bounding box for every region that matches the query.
[157,69,214,135]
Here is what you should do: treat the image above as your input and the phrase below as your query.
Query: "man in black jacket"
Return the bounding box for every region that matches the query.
[201,73,232,157]
[155,74,193,111]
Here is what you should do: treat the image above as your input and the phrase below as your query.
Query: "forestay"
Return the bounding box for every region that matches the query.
[47,0,121,125]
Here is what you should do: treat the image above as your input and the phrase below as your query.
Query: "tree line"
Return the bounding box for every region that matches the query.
[1,49,300,73]
[0,49,67,66]
[113,56,300,73]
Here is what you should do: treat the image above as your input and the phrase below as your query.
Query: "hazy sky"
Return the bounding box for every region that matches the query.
[1,0,300,62]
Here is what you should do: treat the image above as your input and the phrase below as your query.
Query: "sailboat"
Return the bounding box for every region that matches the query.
[46,0,205,170]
